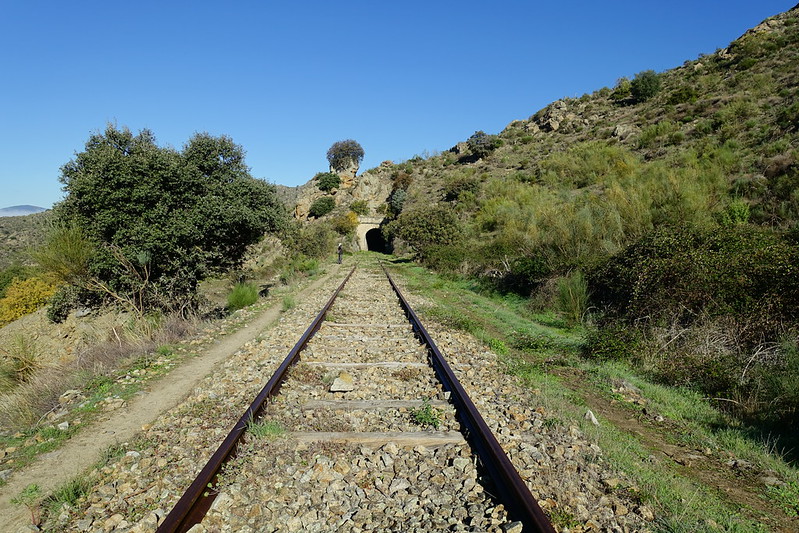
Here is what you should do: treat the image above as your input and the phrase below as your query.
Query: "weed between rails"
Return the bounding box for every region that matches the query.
[410,399,442,430]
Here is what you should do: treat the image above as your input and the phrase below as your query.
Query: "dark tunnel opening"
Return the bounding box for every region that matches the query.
[365,228,388,253]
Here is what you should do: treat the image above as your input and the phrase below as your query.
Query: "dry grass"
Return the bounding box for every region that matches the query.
[0,313,197,430]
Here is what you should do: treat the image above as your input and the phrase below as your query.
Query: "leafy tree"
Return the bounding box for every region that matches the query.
[53,125,286,311]
[466,131,502,159]
[315,172,341,192]
[326,139,364,172]
[630,70,661,102]
[308,196,336,218]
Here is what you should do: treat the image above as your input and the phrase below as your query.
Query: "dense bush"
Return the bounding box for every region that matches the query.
[53,126,286,312]
[0,277,57,326]
[668,85,699,104]
[393,205,463,265]
[442,171,481,202]
[291,223,336,259]
[611,77,632,101]
[47,285,83,323]
[315,172,341,192]
[589,225,799,344]
[326,139,364,172]
[583,324,642,362]
[466,131,502,159]
[331,211,359,235]
[630,70,661,102]
[308,197,336,218]
[392,169,413,190]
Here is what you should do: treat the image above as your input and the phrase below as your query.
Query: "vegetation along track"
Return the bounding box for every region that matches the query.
[158,261,553,532]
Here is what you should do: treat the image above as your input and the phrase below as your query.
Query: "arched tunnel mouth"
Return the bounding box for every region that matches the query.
[365,228,388,253]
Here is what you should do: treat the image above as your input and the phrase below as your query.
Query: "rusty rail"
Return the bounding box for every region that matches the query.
[158,262,554,532]
[382,263,555,533]
[156,266,356,533]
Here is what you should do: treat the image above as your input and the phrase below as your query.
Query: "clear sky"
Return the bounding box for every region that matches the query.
[1,0,795,209]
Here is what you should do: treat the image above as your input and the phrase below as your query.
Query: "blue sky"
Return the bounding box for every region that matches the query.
[1,1,795,209]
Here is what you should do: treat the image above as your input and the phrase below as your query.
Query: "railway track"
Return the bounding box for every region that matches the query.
[157,261,554,533]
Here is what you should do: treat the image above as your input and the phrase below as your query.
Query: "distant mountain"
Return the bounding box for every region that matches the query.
[0,205,46,217]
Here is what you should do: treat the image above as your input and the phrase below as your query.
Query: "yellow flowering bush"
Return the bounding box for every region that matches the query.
[0,277,57,326]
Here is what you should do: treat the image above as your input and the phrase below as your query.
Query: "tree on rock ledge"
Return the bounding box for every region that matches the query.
[326,139,364,174]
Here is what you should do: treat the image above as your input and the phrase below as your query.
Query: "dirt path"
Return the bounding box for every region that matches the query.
[0,266,341,532]
[555,367,799,533]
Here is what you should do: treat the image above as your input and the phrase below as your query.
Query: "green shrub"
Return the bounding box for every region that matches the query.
[227,282,259,311]
[637,121,678,149]
[315,172,341,192]
[47,285,81,323]
[308,197,336,218]
[719,198,750,226]
[394,205,463,262]
[612,77,632,101]
[668,85,699,104]
[293,224,335,259]
[442,172,481,202]
[392,169,413,190]
[32,222,95,287]
[630,70,661,102]
[350,200,369,216]
[777,101,799,131]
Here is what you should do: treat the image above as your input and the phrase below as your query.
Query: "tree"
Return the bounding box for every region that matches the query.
[326,139,364,172]
[53,125,286,311]
[630,70,661,102]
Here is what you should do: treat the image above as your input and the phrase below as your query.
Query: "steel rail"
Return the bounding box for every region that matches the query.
[382,263,556,533]
[156,266,356,533]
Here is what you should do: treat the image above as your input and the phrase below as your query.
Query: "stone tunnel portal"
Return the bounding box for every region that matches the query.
[365,228,388,253]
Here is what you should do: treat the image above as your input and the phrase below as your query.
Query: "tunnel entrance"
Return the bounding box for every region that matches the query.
[365,228,388,253]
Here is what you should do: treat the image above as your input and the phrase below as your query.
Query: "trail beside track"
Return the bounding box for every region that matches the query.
[0,265,344,533]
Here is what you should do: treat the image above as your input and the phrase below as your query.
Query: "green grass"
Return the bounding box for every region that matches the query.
[227,282,259,311]
[247,417,285,439]
[45,475,92,516]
